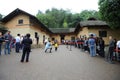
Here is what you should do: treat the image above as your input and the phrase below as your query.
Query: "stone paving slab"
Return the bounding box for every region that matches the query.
[0,45,120,80]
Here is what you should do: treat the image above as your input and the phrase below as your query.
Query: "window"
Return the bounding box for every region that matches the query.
[99,31,107,37]
[18,19,23,24]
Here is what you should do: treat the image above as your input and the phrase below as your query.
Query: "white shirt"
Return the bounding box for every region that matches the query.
[45,39,48,43]
[15,36,21,42]
[116,40,120,48]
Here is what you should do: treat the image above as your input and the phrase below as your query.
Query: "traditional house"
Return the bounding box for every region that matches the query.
[1,8,120,45]
[49,28,77,44]
[1,8,79,44]
[1,8,52,44]
[76,20,120,44]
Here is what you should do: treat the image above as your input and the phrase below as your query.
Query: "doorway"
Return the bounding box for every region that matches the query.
[60,34,65,44]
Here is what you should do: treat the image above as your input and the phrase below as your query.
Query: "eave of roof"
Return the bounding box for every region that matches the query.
[1,8,52,34]
[1,8,33,23]
[1,9,110,35]
[74,20,109,34]
[49,28,75,34]
[80,20,108,27]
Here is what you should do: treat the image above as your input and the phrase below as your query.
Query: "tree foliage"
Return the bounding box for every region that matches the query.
[99,0,120,29]
[0,14,3,20]
[36,8,99,28]
[79,10,100,20]
[0,24,8,34]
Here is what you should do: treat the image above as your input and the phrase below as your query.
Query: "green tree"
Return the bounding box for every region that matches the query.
[36,8,99,28]
[79,10,100,20]
[63,19,68,28]
[67,13,82,27]
[99,0,120,29]
[0,14,3,20]
[36,8,68,28]
[0,24,8,34]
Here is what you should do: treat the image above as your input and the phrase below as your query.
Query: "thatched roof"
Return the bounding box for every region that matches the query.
[49,28,75,33]
[80,20,108,27]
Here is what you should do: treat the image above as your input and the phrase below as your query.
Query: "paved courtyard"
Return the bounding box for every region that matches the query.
[0,45,120,80]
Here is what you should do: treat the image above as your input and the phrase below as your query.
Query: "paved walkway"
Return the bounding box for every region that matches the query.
[0,45,120,80]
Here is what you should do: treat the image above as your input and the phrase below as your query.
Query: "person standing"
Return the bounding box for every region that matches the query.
[98,37,105,57]
[15,34,21,53]
[21,33,32,62]
[88,34,96,57]
[54,42,58,51]
[116,40,120,62]
[65,39,69,48]
[0,32,5,55]
[83,37,89,52]
[19,34,24,50]
[108,36,115,63]
[4,31,13,55]
[35,32,39,45]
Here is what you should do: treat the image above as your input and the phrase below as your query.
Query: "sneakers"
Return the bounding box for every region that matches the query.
[26,60,29,62]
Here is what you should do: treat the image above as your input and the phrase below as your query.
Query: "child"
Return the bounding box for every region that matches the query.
[54,42,58,51]
[45,40,52,53]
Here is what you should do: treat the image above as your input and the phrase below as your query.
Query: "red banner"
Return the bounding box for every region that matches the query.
[67,42,84,44]
[114,49,120,52]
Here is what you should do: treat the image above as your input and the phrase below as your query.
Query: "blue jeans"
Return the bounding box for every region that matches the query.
[4,42,10,54]
[15,42,20,53]
[89,45,96,57]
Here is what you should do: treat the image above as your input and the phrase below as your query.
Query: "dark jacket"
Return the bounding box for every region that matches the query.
[109,39,114,48]
[4,34,12,43]
[22,37,32,51]
[0,37,5,44]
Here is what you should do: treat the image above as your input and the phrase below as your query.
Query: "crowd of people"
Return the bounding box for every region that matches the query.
[0,31,32,62]
[0,30,59,62]
[65,34,120,64]
[1,31,120,64]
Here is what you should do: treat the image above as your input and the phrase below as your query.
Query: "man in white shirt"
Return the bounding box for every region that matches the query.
[116,40,120,49]
[15,34,21,53]
[116,40,120,61]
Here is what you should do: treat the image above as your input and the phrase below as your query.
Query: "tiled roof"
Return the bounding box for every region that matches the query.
[1,8,109,34]
[80,20,108,27]
[49,28,75,33]
[1,8,52,33]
